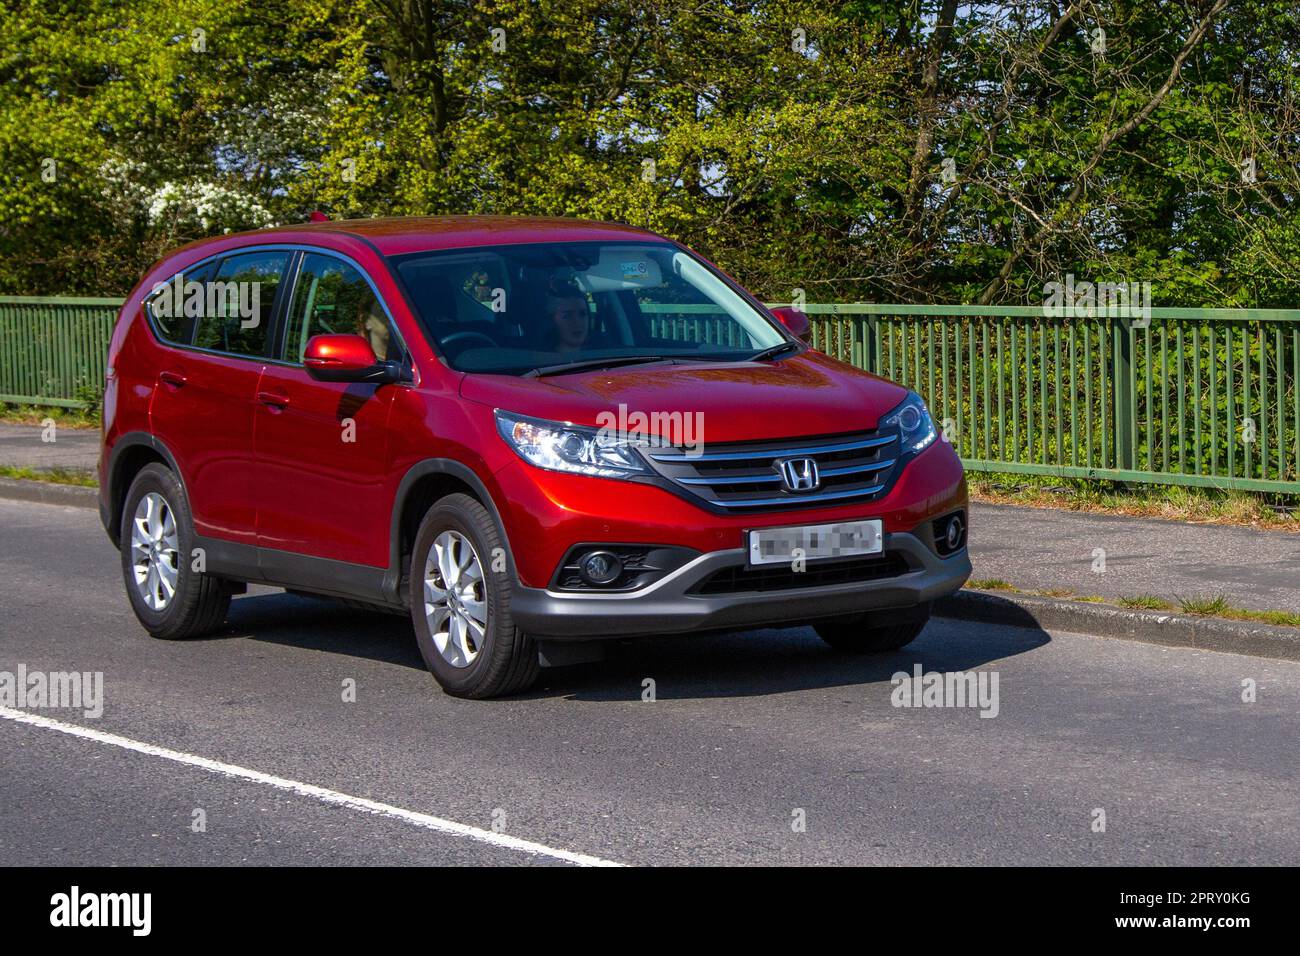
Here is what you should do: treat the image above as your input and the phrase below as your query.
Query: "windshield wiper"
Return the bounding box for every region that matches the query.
[749,341,801,362]
[524,355,674,378]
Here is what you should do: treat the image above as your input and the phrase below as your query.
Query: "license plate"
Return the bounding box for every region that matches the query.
[747,519,883,566]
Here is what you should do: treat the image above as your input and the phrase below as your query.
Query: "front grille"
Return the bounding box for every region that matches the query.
[690,552,911,595]
[643,431,899,512]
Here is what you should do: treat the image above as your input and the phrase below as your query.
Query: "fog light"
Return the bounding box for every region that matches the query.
[944,514,965,551]
[579,551,623,586]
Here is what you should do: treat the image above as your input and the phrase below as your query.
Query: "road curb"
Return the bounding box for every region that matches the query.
[936,589,1300,661]
[0,477,98,509]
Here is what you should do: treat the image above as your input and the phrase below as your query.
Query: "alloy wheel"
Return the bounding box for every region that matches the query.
[423,530,488,668]
[131,491,180,611]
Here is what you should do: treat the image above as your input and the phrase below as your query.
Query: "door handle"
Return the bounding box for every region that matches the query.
[159,370,187,389]
[257,390,291,409]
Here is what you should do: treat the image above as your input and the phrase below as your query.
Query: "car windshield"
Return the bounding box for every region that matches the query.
[389,241,788,376]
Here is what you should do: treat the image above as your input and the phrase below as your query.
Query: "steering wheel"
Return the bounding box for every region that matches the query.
[439,330,497,354]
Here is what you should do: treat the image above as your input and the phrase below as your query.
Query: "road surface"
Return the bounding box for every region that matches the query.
[1,498,1297,865]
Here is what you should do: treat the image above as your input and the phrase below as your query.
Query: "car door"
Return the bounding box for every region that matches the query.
[147,249,291,547]
[253,250,401,569]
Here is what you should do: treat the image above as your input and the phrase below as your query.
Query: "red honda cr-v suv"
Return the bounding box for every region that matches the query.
[100,216,969,697]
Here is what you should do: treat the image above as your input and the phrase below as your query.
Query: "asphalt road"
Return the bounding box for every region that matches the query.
[1,497,1298,866]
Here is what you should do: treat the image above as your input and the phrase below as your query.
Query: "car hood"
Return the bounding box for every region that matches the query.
[458,350,909,442]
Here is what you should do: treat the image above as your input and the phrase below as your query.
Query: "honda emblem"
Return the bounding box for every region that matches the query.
[777,457,820,492]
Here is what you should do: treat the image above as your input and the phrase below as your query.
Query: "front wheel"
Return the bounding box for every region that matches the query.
[814,603,932,653]
[408,493,539,699]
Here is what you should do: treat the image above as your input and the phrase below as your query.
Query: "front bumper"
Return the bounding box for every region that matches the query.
[491,437,968,589]
[510,530,970,639]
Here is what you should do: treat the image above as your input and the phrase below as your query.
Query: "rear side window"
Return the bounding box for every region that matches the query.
[145,261,216,345]
[283,253,397,363]
[191,250,290,358]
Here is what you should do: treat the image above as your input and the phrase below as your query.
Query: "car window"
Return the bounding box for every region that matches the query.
[144,261,217,345]
[190,250,288,358]
[283,253,397,363]
[395,251,506,344]
[629,268,751,349]
[390,242,784,375]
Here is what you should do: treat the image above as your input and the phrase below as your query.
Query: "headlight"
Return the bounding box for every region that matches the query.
[495,411,650,478]
[881,391,937,455]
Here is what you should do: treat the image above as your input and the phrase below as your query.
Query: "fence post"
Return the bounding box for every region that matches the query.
[1112,316,1135,470]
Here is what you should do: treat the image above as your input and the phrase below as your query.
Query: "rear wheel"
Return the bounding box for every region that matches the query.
[814,603,931,653]
[120,463,231,639]
[408,493,539,699]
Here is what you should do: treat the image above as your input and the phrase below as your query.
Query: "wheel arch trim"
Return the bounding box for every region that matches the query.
[102,431,187,547]
[384,458,517,603]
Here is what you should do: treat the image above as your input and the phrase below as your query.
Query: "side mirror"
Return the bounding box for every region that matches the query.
[771,306,811,343]
[303,334,399,384]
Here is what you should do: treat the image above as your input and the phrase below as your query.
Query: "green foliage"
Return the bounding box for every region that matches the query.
[1,1,1298,306]
[0,465,97,485]
[72,381,103,417]
[1177,594,1233,616]
[0,402,100,429]
[968,578,1017,592]
[1118,595,1174,610]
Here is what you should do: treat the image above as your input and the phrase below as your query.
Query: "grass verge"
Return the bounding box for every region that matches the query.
[0,403,100,430]
[1117,594,1173,610]
[969,472,1300,532]
[0,465,97,487]
[964,579,1300,628]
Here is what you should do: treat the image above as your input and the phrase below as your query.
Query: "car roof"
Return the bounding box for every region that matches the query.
[208,215,669,257]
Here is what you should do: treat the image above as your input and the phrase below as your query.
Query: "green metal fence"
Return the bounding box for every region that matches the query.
[804,304,1300,494]
[0,296,121,408]
[3,295,1299,493]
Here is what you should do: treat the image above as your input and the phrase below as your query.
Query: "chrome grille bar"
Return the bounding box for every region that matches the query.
[648,434,896,463]
[642,430,900,512]
[702,484,887,509]
[675,457,898,486]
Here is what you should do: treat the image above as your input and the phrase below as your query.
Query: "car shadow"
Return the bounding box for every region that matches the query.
[216,590,1050,700]
[218,591,426,669]
[532,610,1050,702]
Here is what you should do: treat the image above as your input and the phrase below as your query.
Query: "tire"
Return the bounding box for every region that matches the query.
[408,493,539,699]
[814,603,932,653]
[119,463,231,640]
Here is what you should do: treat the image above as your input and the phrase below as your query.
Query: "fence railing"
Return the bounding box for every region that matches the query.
[803,304,1300,494]
[2,296,1298,493]
[0,296,121,408]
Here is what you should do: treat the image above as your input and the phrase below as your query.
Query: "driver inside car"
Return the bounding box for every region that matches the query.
[544,280,590,354]
[361,297,391,360]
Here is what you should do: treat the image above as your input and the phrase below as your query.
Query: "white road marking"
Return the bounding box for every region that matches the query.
[0,706,624,867]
